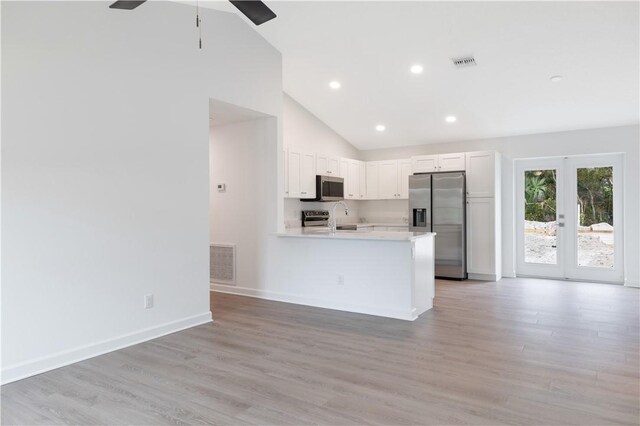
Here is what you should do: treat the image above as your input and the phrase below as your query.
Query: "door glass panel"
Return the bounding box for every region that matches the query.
[524,169,557,264]
[576,167,614,268]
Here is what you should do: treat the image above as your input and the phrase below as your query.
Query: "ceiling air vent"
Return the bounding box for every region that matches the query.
[452,56,476,68]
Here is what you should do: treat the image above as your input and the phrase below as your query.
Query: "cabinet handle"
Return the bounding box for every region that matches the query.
[301,192,307,195]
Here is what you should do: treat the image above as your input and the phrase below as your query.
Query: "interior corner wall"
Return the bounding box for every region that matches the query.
[1,1,282,383]
[283,93,361,226]
[359,125,640,286]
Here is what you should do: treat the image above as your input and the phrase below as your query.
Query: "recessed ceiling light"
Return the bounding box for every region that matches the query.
[329,81,341,90]
[550,75,563,83]
[375,124,386,132]
[445,116,457,123]
[410,64,424,74]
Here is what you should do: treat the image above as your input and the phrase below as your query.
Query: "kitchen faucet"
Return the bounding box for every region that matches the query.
[330,201,349,233]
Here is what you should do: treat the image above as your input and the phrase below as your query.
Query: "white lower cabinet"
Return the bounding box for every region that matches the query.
[466,197,500,279]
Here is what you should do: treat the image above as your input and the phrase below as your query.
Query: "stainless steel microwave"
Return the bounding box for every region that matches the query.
[302,175,344,202]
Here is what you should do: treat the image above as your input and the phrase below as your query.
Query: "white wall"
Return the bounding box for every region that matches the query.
[210,118,274,290]
[2,1,282,383]
[359,125,640,286]
[283,93,360,226]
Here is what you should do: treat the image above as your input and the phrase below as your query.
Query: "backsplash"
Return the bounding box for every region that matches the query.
[284,198,359,228]
[284,198,408,228]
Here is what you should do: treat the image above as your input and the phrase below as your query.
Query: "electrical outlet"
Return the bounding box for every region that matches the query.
[337,275,345,285]
[144,294,154,309]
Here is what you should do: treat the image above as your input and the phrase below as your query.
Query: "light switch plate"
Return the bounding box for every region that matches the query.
[216,183,226,192]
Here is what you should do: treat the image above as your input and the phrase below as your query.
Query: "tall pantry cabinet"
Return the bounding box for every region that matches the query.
[465,151,502,281]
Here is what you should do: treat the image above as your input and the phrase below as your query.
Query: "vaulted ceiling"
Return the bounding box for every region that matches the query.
[205,1,639,149]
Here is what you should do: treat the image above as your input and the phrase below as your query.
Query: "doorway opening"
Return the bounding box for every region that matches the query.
[208,99,277,310]
[515,154,624,283]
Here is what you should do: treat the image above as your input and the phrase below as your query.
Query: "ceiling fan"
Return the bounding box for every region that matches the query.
[109,1,277,26]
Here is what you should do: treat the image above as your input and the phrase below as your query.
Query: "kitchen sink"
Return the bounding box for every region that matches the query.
[336,224,358,231]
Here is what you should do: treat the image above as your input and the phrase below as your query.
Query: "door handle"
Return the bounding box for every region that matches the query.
[558,223,565,227]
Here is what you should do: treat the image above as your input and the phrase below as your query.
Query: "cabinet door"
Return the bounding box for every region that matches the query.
[366,162,379,199]
[397,159,412,199]
[316,155,329,175]
[327,157,340,176]
[438,152,466,172]
[347,160,359,199]
[378,160,399,199]
[287,150,301,198]
[466,198,495,274]
[300,152,316,199]
[466,151,495,197]
[411,155,438,173]
[358,161,367,199]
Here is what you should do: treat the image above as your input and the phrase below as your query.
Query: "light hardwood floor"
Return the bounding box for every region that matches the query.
[2,278,639,425]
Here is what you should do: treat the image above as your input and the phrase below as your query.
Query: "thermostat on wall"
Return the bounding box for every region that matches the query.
[217,183,226,192]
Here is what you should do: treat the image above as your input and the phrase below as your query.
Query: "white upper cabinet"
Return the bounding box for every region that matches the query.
[300,152,316,199]
[347,160,360,200]
[373,159,411,199]
[366,161,379,199]
[339,158,361,200]
[412,153,466,173]
[378,160,399,199]
[411,155,438,173]
[287,150,301,198]
[438,152,466,172]
[288,149,316,199]
[465,151,499,198]
[316,154,339,176]
[397,159,412,199]
[358,161,366,199]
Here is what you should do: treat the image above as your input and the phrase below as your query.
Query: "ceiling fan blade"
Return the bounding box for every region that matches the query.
[228,0,276,25]
[109,1,147,10]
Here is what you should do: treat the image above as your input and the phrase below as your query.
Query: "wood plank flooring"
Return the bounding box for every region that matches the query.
[2,278,639,425]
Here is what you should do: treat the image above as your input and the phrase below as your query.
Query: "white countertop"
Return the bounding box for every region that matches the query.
[339,222,408,228]
[277,227,435,241]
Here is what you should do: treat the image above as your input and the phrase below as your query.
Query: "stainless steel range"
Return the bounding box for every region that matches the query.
[301,210,329,227]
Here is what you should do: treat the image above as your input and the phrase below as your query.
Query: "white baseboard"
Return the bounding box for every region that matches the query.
[1,312,212,385]
[211,284,419,321]
[625,280,639,288]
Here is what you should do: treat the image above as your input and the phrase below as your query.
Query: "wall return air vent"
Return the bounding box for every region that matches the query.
[452,56,477,68]
[210,244,236,285]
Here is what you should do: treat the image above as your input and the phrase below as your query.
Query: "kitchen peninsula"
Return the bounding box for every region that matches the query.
[273,228,436,320]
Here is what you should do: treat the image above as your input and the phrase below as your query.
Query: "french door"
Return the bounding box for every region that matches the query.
[516,154,623,283]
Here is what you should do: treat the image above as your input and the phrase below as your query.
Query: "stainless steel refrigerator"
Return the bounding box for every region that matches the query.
[409,172,467,279]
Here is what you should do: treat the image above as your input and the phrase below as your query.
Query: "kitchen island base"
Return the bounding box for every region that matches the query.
[213,231,435,321]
